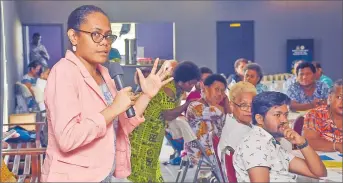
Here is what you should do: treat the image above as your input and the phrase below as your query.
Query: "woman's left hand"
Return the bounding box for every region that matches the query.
[138,58,174,99]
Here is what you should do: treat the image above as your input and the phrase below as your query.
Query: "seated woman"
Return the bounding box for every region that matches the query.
[243,63,268,94]
[185,74,227,165]
[303,79,342,153]
[21,61,42,110]
[227,58,249,88]
[287,62,329,111]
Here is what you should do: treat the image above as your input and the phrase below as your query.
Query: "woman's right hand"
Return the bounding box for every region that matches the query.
[111,87,137,115]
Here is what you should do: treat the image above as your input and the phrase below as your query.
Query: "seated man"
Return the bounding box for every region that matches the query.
[312,61,333,88]
[234,91,327,182]
[218,81,257,158]
[287,62,330,111]
[303,79,342,153]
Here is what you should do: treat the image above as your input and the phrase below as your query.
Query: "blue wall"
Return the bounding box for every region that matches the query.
[136,22,173,60]
[15,1,343,81]
[215,1,342,80]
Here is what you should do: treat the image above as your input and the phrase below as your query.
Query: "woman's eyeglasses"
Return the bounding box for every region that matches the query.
[232,101,251,111]
[75,29,117,43]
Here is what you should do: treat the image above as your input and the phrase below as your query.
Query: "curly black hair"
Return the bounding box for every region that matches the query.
[203,74,227,88]
[173,61,201,83]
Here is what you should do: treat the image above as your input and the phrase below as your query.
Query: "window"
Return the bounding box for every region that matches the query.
[111,23,136,56]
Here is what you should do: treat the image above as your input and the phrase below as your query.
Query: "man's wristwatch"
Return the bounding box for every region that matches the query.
[297,139,309,150]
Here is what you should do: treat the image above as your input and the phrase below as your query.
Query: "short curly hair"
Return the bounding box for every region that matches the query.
[203,74,227,88]
[244,63,264,84]
[173,61,201,83]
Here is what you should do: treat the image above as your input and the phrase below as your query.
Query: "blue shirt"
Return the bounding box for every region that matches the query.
[256,83,268,94]
[284,76,296,91]
[21,74,38,109]
[287,81,330,104]
[21,74,37,85]
[319,74,333,89]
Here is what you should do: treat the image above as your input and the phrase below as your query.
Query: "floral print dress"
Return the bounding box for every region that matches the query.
[184,101,225,165]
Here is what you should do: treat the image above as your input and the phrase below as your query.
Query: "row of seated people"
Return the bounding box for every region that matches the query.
[166,59,339,182]
[216,79,341,182]
[226,59,333,112]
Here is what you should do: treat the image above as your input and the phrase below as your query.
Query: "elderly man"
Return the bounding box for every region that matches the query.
[303,79,343,153]
[233,91,327,182]
[287,62,330,111]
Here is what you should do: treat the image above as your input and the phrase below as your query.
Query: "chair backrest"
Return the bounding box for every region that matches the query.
[221,146,237,183]
[209,132,225,182]
[292,116,304,150]
[293,116,305,135]
[15,82,32,98]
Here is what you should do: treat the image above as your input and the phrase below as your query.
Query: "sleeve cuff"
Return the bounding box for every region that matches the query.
[86,113,107,138]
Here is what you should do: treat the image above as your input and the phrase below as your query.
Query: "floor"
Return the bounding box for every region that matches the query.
[159,138,197,182]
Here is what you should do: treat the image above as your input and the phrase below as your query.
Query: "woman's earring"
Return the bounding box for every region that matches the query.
[72,45,77,52]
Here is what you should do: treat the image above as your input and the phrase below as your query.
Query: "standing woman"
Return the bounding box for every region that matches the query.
[41,5,172,182]
[128,61,201,183]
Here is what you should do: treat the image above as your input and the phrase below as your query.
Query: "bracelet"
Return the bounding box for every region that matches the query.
[333,142,337,151]
[297,139,309,150]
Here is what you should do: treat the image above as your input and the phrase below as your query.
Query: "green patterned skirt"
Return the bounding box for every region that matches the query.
[128,118,165,183]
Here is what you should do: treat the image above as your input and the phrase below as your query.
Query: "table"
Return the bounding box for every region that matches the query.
[292,150,342,182]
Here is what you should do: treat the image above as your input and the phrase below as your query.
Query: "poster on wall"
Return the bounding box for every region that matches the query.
[286,39,314,73]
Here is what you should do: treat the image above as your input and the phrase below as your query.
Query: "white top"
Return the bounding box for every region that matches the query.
[233,126,297,182]
[218,116,252,159]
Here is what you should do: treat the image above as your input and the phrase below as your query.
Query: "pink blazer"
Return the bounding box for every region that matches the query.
[41,50,144,182]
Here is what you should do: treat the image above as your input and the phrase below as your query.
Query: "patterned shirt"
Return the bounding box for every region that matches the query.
[218,116,252,159]
[233,126,297,182]
[185,101,225,164]
[287,81,330,104]
[22,74,37,85]
[100,83,119,182]
[284,75,296,91]
[303,105,342,143]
